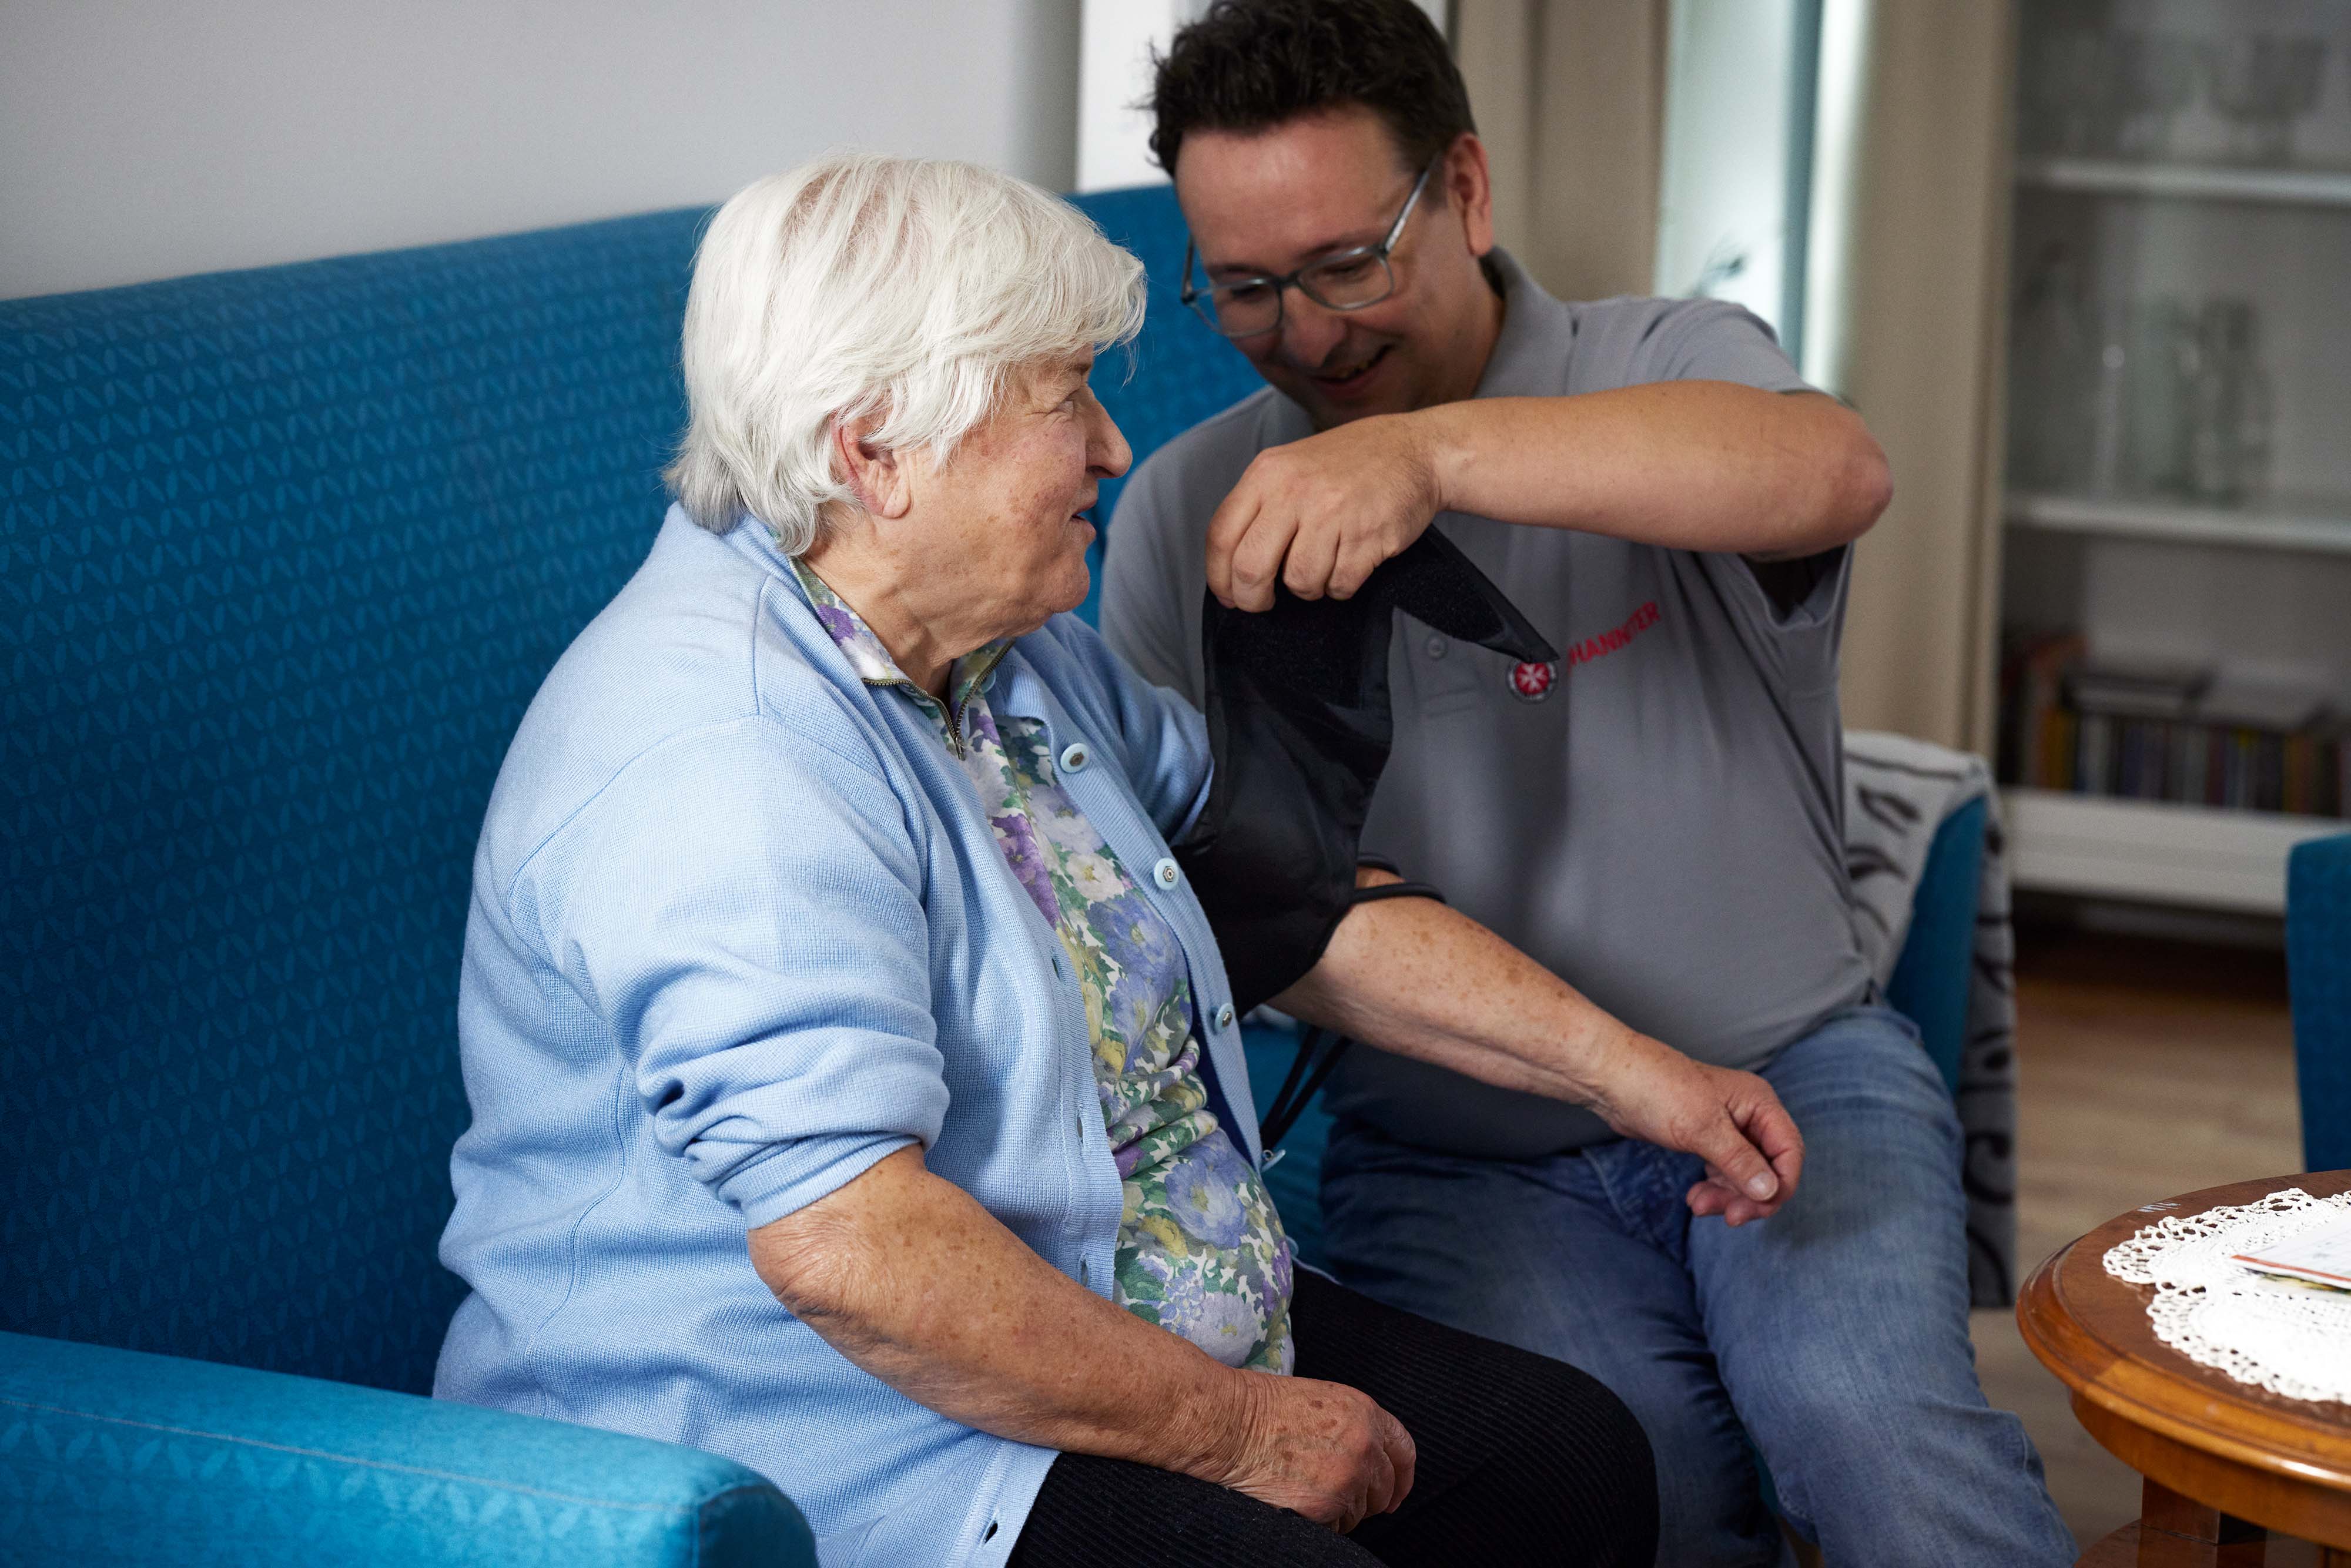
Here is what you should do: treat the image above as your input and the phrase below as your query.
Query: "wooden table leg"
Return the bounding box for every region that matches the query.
[2069,1479,2270,1566]
[2076,1480,2276,1564]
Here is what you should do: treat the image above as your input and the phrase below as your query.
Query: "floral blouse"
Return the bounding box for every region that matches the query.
[792,561,1294,1373]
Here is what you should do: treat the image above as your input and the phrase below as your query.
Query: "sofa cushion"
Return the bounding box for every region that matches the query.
[0,1330,812,1567]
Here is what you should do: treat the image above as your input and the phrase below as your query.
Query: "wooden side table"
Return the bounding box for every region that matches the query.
[2020,1171,2351,1566]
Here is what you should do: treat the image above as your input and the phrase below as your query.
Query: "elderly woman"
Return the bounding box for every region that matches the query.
[437,153,1803,1568]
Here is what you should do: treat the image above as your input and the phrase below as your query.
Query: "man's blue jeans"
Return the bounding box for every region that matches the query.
[1318,1006,2074,1567]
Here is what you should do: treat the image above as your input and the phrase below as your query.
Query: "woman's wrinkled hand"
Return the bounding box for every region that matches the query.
[1204,413,1443,611]
[1586,1033,1807,1227]
[1199,1368,1418,1533]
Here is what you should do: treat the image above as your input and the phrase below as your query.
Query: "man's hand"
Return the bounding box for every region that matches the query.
[1201,1369,1418,1533]
[1205,412,1441,610]
[1580,1032,1805,1227]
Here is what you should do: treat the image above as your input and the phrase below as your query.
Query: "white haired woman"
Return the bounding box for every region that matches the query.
[438,153,1803,1567]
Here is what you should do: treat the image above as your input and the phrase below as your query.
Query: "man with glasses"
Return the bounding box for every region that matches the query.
[1100,2,2075,1564]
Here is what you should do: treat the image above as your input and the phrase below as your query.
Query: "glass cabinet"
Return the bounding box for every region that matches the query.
[1998,0,2351,915]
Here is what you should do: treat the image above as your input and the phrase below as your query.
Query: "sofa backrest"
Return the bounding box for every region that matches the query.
[1,184,1249,1394]
[2,207,708,1392]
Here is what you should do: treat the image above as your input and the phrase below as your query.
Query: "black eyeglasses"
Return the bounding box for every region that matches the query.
[1180,158,1440,339]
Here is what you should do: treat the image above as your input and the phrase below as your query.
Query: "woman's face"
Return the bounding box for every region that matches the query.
[910,354,1132,642]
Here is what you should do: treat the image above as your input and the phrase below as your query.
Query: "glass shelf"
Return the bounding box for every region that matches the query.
[2006,491,2351,556]
[2015,155,2351,209]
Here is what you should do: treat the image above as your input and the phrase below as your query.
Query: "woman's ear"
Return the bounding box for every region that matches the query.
[831,416,913,520]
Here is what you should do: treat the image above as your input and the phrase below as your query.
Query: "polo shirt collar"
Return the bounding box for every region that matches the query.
[1472,248,1577,401]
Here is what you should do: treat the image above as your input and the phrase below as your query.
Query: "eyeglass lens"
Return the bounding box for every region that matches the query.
[1201,252,1395,336]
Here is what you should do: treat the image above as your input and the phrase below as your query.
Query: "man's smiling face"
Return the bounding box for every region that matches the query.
[1173,105,1502,430]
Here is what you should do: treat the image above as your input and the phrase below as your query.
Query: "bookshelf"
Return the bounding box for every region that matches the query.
[2004,788,2339,915]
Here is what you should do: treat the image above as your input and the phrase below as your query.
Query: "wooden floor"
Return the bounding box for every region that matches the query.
[1968,923,2308,1556]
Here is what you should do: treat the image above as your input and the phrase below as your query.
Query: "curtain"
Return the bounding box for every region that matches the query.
[1804,0,2017,754]
[1455,0,1668,303]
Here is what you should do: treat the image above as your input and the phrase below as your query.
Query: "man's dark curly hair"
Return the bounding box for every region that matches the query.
[1146,0,1475,176]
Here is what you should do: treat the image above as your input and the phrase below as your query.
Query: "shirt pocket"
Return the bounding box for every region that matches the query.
[1394,611,1488,719]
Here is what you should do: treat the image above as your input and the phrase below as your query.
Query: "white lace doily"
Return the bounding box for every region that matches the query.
[2103,1188,2351,1405]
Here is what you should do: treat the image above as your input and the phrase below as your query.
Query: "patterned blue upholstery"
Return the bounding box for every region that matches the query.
[2288,833,2351,1173]
[1,1330,811,1568]
[1,205,837,1563]
[4,207,713,1398]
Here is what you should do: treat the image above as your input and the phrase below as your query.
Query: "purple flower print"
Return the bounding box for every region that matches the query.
[963,701,1004,749]
[1163,1141,1248,1247]
[1094,892,1183,983]
[1096,892,1187,1040]
[1105,974,1166,1057]
[813,602,865,648]
[989,810,1059,927]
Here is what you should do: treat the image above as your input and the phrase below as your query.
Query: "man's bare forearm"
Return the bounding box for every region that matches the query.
[1415,383,1891,559]
[1270,872,1643,1117]
[749,1146,1237,1471]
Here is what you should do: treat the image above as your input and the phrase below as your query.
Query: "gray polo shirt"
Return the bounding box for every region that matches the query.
[1101,250,1872,1157]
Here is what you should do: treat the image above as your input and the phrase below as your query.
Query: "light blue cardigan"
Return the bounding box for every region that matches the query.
[436,507,1260,1568]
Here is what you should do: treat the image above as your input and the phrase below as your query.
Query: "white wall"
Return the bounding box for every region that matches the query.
[1076,0,1449,193]
[0,0,1080,300]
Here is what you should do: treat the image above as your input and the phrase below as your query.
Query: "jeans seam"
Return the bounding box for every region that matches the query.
[1578,1147,1654,1254]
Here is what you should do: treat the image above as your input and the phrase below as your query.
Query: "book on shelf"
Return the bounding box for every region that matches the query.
[1998,632,2085,789]
[2000,634,2348,819]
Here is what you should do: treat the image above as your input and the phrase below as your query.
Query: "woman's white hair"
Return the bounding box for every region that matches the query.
[666,152,1147,552]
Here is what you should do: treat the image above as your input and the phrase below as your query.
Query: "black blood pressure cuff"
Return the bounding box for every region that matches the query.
[1174,528,1558,1014]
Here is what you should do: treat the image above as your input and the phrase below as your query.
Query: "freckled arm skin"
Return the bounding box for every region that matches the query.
[747,1147,1415,1532]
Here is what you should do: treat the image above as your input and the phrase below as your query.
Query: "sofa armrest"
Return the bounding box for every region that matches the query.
[2288,832,2351,1174]
[0,1331,813,1568]
[1884,795,1991,1097]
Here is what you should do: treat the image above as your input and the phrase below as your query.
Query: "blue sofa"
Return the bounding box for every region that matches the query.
[2,185,1985,1564]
